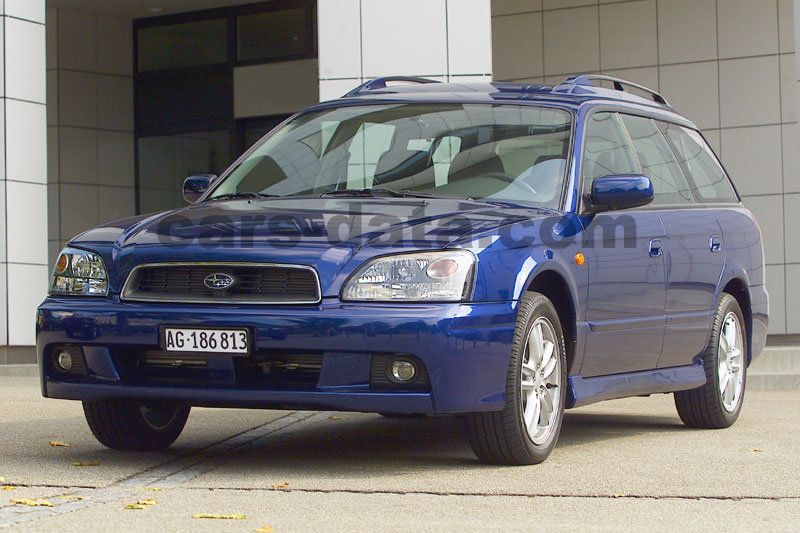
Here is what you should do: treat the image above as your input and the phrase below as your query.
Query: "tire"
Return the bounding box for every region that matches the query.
[83,400,190,451]
[465,292,567,465]
[674,293,747,429]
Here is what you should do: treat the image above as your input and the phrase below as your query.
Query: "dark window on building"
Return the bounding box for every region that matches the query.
[238,8,311,63]
[134,1,316,214]
[138,18,228,72]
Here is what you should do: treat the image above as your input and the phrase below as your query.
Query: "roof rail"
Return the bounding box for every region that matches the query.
[343,76,440,97]
[557,74,670,107]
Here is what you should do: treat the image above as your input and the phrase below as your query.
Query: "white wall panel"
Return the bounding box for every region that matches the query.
[361,0,448,77]
[447,0,492,76]
[719,56,780,127]
[318,0,492,99]
[543,6,599,75]
[5,99,47,184]
[492,12,542,80]
[493,0,541,16]
[319,79,360,102]
[657,0,717,64]
[660,62,719,129]
[4,0,46,24]
[717,0,778,59]
[7,264,48,346]
[743,194,784,265]
[5,181,48,265]
[722,125,783,196]
[0,264,6,345]
[5,18,46,104]
[599,0,656,70]
[766,264,786,334]
[318,0,361,79]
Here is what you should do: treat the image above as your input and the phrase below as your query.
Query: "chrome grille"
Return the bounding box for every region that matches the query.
[121,263,321,304]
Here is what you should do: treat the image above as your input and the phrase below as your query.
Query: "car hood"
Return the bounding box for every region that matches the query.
[70,197,557,296]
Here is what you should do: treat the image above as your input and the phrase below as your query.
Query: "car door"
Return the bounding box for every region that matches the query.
[657,122,734,368]
[579,111,667,377]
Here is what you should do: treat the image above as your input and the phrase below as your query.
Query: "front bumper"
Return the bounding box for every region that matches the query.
[36,298,518,413]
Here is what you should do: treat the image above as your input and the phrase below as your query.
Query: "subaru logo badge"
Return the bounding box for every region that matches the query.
[204,273,235,290]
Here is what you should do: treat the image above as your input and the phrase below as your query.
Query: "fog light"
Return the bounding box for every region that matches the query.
[390,360,416,382]
[55,349,73,372]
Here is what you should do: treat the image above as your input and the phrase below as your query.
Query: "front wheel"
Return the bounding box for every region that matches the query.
[674,293,747,428]
[465,292,567,465]
[83,400,190,451]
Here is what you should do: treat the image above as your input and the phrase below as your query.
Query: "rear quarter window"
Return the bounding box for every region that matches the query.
[662,123,738,203]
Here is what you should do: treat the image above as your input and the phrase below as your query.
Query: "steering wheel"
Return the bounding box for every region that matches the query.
[482,172,539,196]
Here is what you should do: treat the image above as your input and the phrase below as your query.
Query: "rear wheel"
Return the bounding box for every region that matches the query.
[83,400,190,451]
[674,293,747,428]
[465,292,567,465]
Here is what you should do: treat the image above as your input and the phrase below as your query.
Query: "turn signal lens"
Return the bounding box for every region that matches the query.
[55,253,69,274]
[574,252,585,266]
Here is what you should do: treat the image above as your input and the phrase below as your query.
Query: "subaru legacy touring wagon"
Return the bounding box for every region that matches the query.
[37,75,767,464]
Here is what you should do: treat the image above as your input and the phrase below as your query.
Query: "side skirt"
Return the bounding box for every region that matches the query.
[566,362,707,409]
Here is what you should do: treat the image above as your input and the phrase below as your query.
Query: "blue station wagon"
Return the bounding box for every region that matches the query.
[37,75,768,464]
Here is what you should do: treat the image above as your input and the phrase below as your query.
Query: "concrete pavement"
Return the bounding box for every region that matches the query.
[0,376,798,531]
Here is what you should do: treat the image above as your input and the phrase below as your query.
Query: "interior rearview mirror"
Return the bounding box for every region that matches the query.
[182,174,217,204]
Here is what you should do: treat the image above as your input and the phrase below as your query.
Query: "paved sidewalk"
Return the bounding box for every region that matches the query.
[0,376,797,531]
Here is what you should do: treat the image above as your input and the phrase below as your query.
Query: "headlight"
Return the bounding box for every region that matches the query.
[49,247,108,296]
[342,250,475,302]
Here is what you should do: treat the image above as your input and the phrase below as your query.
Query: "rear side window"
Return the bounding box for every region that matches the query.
[581,112,639,198]
[662,123,738,203]
[620,114,694,205]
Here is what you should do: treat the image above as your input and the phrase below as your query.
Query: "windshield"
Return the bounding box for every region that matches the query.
[209,103,573,208]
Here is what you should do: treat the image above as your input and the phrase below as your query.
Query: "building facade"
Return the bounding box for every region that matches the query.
[0,0,798,363]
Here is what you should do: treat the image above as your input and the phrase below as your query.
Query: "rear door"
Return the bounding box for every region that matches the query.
[580,111,667,377]
[620,114,724,368]
[657,123,739,367]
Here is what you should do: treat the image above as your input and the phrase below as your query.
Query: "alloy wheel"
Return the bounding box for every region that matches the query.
[718,311,744,413]
[520,317,562,445]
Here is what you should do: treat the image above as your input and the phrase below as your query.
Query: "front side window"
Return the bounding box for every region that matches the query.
[209,104,573,208]
[620,114,694,205]
[662,123,738,203]
[580,112,640,201]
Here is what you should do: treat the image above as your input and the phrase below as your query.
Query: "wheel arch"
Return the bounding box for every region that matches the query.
[526,269,578,374]
[721,277,753,365]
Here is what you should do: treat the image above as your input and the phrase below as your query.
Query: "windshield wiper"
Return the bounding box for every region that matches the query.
[320,188,436,199]
[207,191,282,201]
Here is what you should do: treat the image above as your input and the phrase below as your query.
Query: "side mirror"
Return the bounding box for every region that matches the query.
[182,174,217,204]
[590,174,653,212]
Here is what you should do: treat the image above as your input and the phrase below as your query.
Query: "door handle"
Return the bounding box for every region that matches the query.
[709,235,722,253]
[649,239,663,258]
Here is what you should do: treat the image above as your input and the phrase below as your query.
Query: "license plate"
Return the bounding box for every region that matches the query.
[164,327,248,354]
